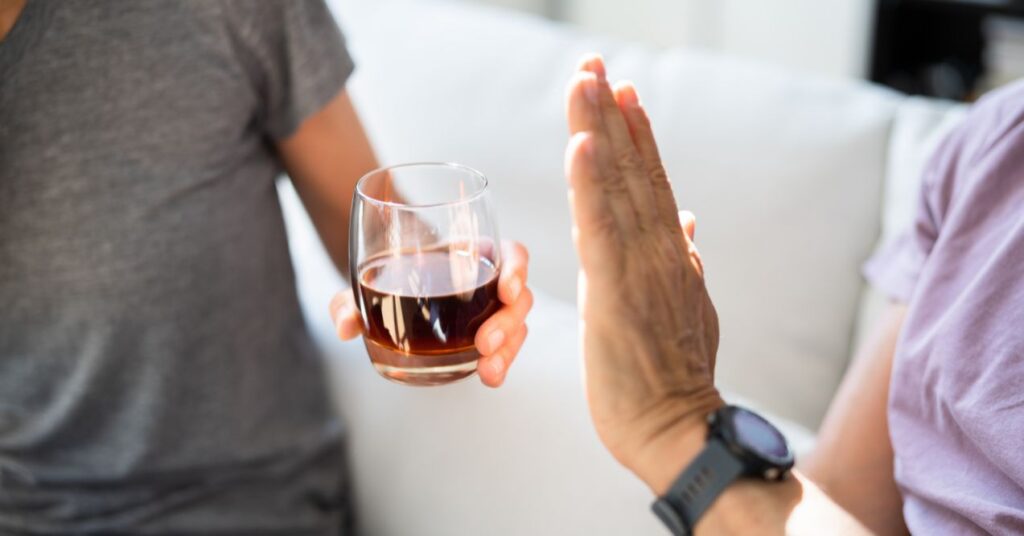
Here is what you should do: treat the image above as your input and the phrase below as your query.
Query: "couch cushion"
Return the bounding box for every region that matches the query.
[329,0,899,428]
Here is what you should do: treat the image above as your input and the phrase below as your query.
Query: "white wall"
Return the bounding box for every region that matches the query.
[469,0,875,79]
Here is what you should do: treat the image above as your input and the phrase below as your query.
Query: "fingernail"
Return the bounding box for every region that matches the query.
[589,55,607,80]
[620,82,639,107]
[334,305,348,328]
[583,76,598,105]
[509,277,522,302]
[487,330,505,353]
[489,355,504,377]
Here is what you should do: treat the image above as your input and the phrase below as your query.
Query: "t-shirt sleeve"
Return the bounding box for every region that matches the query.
[862,124,965,304]
[226,0,355,140]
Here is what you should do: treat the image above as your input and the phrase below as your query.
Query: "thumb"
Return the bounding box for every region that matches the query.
[329,290,363,341]
[677,210,706,278]
[678,210,696,241]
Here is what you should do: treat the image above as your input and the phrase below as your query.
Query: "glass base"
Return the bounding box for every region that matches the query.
[364,339,479,386]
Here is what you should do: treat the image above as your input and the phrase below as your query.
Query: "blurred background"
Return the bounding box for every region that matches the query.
[470,0,1024,100]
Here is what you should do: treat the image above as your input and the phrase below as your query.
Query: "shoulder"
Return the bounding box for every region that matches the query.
[952,80,1024,168]
[921,81,1024,199]
[971,79,1024,119]
[203,1,336,38]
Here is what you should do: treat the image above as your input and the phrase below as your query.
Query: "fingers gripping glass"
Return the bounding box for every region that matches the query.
[350,163,502,386]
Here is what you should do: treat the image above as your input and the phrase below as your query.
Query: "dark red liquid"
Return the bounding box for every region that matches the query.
[356,247,500,384]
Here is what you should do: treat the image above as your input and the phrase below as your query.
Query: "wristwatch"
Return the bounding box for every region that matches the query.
[651,405,795,535]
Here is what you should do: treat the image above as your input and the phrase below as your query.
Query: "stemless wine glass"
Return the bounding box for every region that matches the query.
[350,163,502,386]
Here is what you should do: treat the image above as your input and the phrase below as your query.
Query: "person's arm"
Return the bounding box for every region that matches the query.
[562,55,876,535]
[803,303,908,535]
[0,0,27,41]
[276,89,378,274]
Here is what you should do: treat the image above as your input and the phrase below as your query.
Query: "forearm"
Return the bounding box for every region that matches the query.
[700,472,871,535]
[277,90,379,277]
[634,416,871,536]
[632,304,908,535]
[291,184,356,274]
[802,303,907,535]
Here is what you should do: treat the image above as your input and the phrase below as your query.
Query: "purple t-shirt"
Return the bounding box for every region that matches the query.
[865,80,1024,534]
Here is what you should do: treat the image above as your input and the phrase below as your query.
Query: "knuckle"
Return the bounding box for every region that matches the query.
[599,171,631,198]
[583,162,612,187]
[479,315,502,334]
[662,210,684,233]
[615,146,643,172]
[689,248,706,277]
[649,166,671,185]
[644,232,682,260]
[600,97,620,115]
[509,338,524,355]
[521,288,535,311]
[636,108,653,128]
[516,242,530,265]
[588,211,622,241]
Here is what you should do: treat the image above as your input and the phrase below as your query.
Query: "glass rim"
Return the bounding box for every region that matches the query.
[355,162,489,209]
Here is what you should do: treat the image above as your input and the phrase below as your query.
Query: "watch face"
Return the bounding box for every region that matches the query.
[732,407,791,461]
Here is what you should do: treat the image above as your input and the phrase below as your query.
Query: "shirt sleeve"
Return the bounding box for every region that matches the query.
[862,125,962,304]
[226,0,355,140]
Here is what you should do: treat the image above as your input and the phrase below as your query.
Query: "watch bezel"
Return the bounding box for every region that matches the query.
[708,405,795,481]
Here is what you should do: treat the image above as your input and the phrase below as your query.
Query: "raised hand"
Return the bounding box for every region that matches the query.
[564,54,724,493]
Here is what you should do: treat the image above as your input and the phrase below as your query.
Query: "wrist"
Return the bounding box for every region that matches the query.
[629,395,726,496]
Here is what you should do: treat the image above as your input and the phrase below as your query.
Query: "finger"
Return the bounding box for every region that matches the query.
[586,64,658,231]
[498,240,529,305]
[478,324,529,388]
[677,210,705,278]
[566,70,601,135]
[565,131,622,278]
[475,287,534,355]
[614,81,681,232]
[328,290,362,340]
[576,52,606,78]
[566,61,640,237]
[567,52,605,135]
[678,210,696,241]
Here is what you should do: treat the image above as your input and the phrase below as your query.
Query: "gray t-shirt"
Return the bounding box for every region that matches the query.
[0,1,354,533]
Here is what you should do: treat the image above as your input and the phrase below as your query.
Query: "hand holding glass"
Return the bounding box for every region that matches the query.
[349,163,503,386]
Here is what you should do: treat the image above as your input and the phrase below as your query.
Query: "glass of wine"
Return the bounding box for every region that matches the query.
[350,162,502,386]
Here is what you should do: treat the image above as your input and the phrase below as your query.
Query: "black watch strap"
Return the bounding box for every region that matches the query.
[651,439,744,535]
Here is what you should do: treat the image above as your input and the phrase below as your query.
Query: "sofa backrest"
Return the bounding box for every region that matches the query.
[332,0,893,428]
[326,0,962,429]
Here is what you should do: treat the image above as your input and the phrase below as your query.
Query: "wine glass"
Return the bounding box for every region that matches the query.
[349,163,502,386]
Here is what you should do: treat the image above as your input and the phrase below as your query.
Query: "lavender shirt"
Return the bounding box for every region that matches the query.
[865,80,1024,534]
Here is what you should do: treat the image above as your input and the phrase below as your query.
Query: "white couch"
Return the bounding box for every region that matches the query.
[278,1,968,533]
